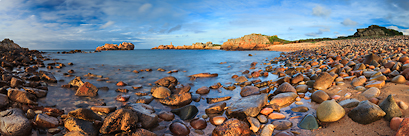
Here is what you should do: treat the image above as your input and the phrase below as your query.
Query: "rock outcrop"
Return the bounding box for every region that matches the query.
[95,42,134,51]
[0,39,21,49]
[152,41,220,50]
[353,25,403,37]
[221,34,272,50]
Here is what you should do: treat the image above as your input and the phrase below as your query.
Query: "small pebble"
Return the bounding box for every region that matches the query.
[295,102,303,105]
[399,101,408,110]
[257,115,268,123]
[344,92,352,98]
[295,97,301,101]
[331,95,341,100]
[304,96,310,100]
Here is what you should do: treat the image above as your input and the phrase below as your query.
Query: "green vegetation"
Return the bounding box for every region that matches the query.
[213,44,222,46]
[268,35,291,44]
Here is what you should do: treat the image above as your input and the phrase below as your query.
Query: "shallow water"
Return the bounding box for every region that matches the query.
[39,49,313,135]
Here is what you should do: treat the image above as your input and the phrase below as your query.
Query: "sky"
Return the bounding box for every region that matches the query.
[0,0,408,50]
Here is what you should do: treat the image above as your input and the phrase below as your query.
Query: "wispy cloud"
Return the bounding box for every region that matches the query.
[341,18,358,26]
[312,5,331,18]
[100,21,115,29]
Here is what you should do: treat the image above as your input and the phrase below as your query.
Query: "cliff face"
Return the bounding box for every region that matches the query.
[95,42,134,51]
[353,25,403,37]
[221,34,280,50]
[0,39,21,49]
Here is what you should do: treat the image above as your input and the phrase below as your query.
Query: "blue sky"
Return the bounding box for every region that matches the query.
[0,0,408,49]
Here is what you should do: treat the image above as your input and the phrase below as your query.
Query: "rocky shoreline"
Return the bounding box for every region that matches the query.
[1,36,409,136]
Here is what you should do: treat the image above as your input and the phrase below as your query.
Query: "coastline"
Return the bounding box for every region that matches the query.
[1,36,409,135]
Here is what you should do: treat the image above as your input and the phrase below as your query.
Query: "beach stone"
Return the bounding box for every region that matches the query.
[274,82,297,95]
[7,88,38,104]
[361,87,380,99]
[352,76,367,87]
[64,131,87,136]
[0,93,9,108]
[298,114,318,130]
[159,93,192,106]
[260,107,275,115]
[171,105,198,120]
[348,100,386,124]
[69,76,84,87]
[363,53,381,64]
[226,93,267,119]
[223,85,236,90]
[291,106,309,112]
[272,120,293,130]
[339,98,360,108]
[135,95,154,104]
[158,111,174,121]
[291,74,304,84]
[335,77,343,82]
[205,102,226,114]
[355,86,366,91]
[240,86,260,97]
[269,92,298,106]
[313,72,334,90]
[10,77,22,88]
[354,63,366,70]
[311,90,329,104]
[257,115,268,123]
[275,131,295,136]
[65,117,98,136]
[68,108,102,122]
[174,84,191,94]
[132,128,157,136]
[190,118,207,130]
[125,103,158,128]
[75,82,98,97]
[235,76,248,83]
[191,94,201,102]
[206,96,231,104]
[23,87,47,98]
[48,128,61,134]
[396,118,409,135]
[0,108,32,136]
[196,86,210,94]
[99,109,138,134]
[90,106,116,114]
[260,124,274,136]
[268,113,286,119]
[210,116,227,126]
[35,113,59,128]
[317,99,345,122]
[212,118,251,136]
[392,75,407,84]
[40,71,57,83]
[26,109,35,119]
[379,94,402,121]
[365,80,385,88]
[295,85,308,93]
[169,122,190,136]
[370,74,387,81]
[390,117,404,131]
[116,81,128,86]
[155,76,178,89]
[399,101,408,110]
[247,117,261,132]
[151,86,171,99]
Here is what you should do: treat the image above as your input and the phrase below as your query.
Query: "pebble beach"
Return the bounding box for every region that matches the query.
[1,35,409,136]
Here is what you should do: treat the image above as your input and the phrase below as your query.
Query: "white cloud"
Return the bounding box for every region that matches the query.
[312,5,331,18]
[100,21,115,29]
[341,18,358,26]
[388,26,409,35]
[139,3,152,13]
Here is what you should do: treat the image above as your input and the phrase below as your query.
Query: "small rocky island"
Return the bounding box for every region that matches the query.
[95,42,135,51]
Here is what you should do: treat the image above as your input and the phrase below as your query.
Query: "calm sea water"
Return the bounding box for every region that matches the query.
[39,49,312,135]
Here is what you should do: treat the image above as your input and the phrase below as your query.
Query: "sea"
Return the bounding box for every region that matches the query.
[39,49,313,135]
